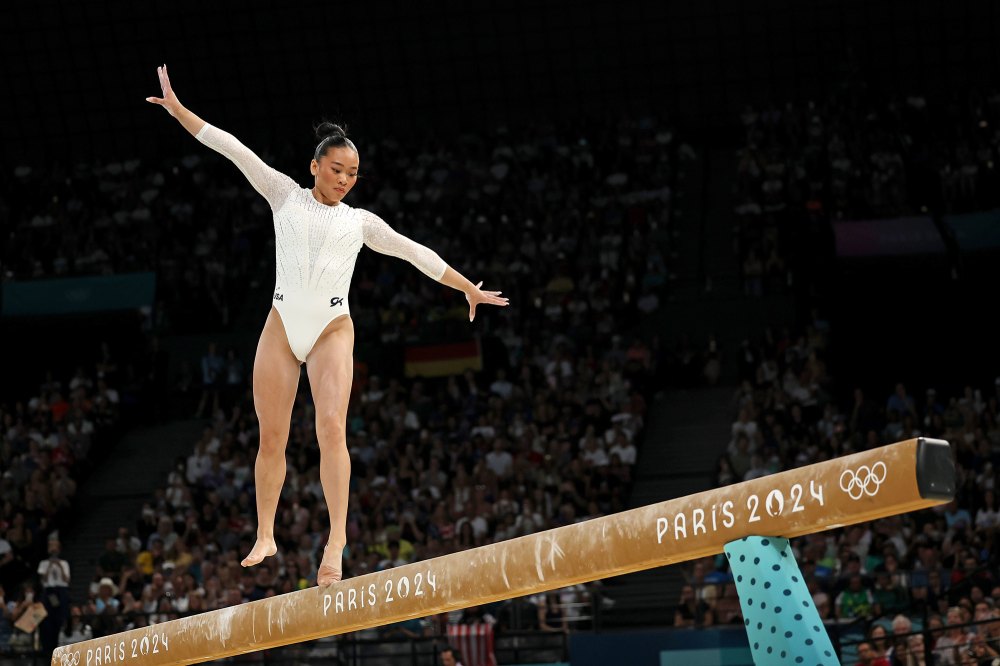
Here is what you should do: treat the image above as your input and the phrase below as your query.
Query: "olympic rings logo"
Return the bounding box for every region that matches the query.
[59,651,81,666]
[839,461,887,500]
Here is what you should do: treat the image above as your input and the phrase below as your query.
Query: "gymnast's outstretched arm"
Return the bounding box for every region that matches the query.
[359,210,509,321]
[145,64,296,211]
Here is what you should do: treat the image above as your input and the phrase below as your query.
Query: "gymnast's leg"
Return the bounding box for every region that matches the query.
[241,307,301,567]
[305,315,354,585]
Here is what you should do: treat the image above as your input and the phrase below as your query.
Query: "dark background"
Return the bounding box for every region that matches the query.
[4,0,1000,159]
[4,0,1000,392]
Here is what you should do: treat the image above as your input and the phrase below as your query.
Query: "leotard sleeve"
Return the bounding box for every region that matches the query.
[195,124,298,211]
[360,209,448,281]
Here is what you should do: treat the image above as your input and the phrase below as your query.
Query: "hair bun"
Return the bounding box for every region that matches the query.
[312,120,358,160]
[315,121,347,142]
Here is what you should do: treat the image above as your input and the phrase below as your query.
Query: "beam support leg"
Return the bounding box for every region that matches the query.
[725,536,836,665]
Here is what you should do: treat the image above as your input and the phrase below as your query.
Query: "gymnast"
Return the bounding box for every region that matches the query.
[146,64,509,585]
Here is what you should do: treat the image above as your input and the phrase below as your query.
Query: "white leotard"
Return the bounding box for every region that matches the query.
[195,124,447,362]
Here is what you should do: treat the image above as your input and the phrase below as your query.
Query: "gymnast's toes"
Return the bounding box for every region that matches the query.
[316,565,342,586]
[241,539,278,567]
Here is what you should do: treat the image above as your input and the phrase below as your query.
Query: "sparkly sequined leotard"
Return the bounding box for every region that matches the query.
[196,124,447,362]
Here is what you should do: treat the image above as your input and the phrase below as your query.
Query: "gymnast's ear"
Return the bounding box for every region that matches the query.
[310,159,319,176]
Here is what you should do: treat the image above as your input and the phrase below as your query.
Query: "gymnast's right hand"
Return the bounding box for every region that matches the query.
[145,64,183,117]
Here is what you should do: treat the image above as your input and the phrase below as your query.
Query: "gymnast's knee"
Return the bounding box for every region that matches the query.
[315,414,347,449]
[257,428,289,457]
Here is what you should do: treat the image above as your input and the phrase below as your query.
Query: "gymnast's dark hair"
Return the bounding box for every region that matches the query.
[313,121,358,161]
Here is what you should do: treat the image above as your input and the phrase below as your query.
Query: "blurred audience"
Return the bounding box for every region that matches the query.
[18,115,684,647]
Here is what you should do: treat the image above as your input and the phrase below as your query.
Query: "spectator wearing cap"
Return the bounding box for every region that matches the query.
[94,577,120,614]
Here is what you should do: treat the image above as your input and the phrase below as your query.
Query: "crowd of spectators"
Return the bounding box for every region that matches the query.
[0,114,684,653]
[671,312,1000,664]
[732,87,1000,296]
[16,92,999,664]
[76,347,647,642]
[0,346,125,651]
[3,115,679,343]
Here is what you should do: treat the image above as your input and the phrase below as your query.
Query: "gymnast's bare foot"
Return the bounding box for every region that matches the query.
[316,543,343,586]
[241,538,277,567]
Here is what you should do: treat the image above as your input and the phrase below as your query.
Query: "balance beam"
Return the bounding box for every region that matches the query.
[53,437,953,666]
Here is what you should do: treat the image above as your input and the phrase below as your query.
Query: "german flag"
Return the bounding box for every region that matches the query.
[404,339,482,378]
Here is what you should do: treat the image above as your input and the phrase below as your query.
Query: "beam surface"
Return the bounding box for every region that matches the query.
[53,437,953,666]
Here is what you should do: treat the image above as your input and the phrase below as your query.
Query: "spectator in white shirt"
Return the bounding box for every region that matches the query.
[581,438,609,467]
[975,489,999,530]
[185,441,212,484]
[37,541,70,589]
[489,369,514,400]
[608,433,637,465]
[454,506,490,541]
[470,416,497,441]
[604,421,633,447]
[362,376,385,404]
[484,440,513,478]
[38,538,71,655]
[147,516,178,551]
[544,348,574,388]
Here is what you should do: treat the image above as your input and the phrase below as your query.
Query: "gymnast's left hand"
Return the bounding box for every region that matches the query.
[466,281,509,322]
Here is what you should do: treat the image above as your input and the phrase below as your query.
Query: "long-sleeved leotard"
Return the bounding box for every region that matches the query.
[195,124,447,362]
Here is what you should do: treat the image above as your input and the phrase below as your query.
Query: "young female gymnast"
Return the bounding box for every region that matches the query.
[147,64,508,585]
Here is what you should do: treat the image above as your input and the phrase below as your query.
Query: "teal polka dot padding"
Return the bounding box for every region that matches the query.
[724,536,836,666]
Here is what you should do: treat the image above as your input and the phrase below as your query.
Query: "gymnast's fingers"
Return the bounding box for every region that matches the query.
[162,63,175,97]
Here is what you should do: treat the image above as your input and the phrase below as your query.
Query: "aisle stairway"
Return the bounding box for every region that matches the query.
[598,387,733,629]
[61,419,205,604]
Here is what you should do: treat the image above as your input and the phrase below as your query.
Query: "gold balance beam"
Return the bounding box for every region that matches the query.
[53,437,953,666]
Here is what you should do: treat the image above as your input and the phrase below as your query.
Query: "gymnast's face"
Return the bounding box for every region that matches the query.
[310,146,359,205]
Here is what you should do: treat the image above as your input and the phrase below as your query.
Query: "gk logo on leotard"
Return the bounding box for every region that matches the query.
[330,297,344,307]
[273,292,284,301]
